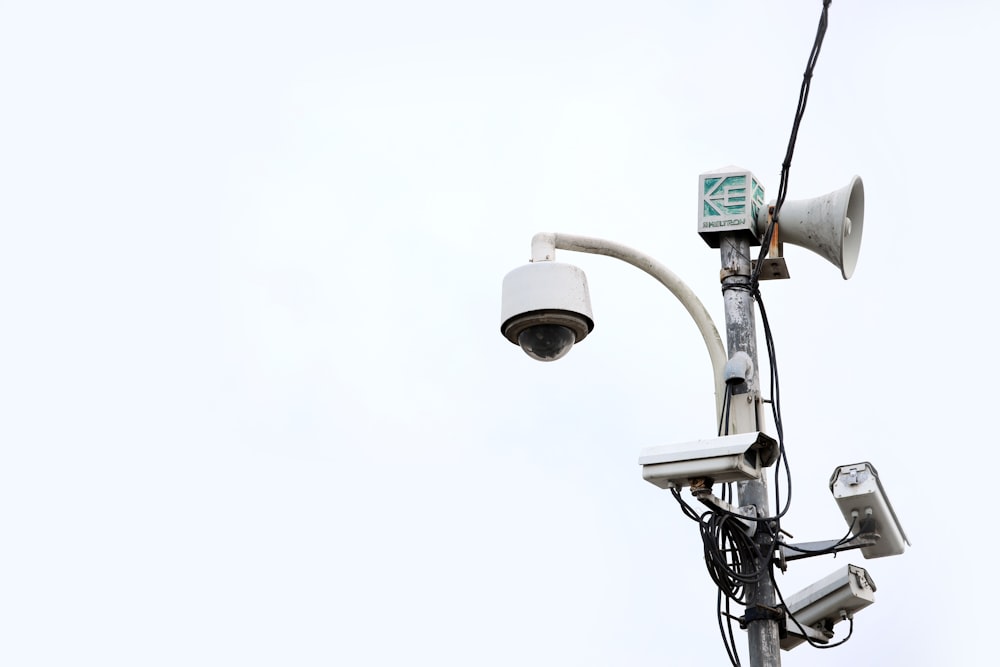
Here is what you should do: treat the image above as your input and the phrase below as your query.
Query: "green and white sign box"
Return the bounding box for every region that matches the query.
[698,166,765,248]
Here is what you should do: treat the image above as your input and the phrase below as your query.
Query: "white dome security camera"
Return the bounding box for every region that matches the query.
[500,261,594,362]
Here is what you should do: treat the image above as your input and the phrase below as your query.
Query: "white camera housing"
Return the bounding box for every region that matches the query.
[780,564,876,650]
[639,431,778,489]
[500,261,594,361]
[830,462,909,559]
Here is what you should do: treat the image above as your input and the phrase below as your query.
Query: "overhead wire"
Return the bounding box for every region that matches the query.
[755,0,833,269]
[754,0,832,527]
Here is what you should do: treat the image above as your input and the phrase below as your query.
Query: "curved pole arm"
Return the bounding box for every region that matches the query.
[531,232,728,423]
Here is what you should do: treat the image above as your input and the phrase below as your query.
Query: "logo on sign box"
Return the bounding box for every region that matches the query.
[698,167,764,248]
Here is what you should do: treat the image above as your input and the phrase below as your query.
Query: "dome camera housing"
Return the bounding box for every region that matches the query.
[500,262,594,362]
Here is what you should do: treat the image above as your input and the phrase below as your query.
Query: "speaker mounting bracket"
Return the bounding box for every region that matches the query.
[753,257,790,280]
[753,219,790,280]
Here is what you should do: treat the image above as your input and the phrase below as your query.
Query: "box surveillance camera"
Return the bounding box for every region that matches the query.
[639,431,778,489]
[830,462,909,559]
[780,564,876,651]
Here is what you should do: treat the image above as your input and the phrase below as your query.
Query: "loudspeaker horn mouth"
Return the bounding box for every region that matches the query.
[764,176,865,280]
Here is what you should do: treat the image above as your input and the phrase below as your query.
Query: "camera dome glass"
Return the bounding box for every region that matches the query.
[518,324,575,362]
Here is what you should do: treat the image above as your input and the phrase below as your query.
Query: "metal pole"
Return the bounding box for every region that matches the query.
[719,235,782,667]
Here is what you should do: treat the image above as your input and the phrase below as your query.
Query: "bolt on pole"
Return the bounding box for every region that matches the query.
[719,234,782,667]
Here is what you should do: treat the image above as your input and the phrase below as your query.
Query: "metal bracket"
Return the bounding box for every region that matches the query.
[781,616,832,646]
[752,256,790,280]
[691,487,758,536]
[778,533,881,563]
[752,207,791,280]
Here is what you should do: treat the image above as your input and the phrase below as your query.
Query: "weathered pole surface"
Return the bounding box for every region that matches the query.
[719,234,782,667]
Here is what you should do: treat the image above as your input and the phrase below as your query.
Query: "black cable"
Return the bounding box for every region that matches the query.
[670,487,704,523]
[756,292,793,521]
[717,382,733,437]
[670,486,770,605]
[700,511,769,603]
[749,0,834,527]
[816,617,854,649]
[779,516,858,555]
[717,589,743,667]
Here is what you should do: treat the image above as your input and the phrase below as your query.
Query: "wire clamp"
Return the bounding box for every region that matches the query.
[740,604,784,629]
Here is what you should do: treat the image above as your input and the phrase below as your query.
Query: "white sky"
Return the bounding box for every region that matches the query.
[0,1,993,664]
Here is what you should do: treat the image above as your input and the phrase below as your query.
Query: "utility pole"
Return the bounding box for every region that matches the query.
[720,232,782,667]
[501,195,903,662]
